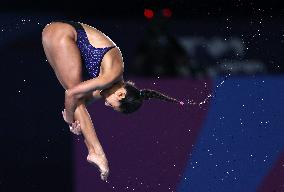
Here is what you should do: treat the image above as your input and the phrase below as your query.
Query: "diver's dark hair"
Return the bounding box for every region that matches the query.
[119,80,183,114]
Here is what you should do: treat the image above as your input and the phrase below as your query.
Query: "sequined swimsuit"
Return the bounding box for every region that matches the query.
[52,20,116,80]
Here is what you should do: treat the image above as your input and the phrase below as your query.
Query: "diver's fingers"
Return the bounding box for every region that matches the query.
[70,122,81,135]
[74,121,82,135]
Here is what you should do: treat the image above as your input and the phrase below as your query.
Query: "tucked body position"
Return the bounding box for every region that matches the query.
[42,20,184,181]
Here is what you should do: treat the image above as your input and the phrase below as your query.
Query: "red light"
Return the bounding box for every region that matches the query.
[144,9,154,19]
[162,8,172,18]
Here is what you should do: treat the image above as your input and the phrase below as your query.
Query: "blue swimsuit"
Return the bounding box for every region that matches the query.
[52,20,116,80]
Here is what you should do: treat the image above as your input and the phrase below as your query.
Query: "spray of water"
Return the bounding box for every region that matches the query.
[184,73,231,107]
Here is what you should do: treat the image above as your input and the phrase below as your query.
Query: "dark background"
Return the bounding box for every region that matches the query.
[0,0,283,191]
[0,0,283,19]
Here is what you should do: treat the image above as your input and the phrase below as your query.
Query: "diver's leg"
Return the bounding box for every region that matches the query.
[42,24,109,180]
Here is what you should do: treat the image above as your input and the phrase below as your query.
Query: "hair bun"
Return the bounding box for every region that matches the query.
[139,89,147,99]
[140,89,151,100]
[139,90,143,96]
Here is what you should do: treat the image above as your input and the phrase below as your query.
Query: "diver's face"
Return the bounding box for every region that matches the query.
[101,85,126,111]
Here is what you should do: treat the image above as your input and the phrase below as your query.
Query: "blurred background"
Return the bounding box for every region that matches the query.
[1,0,284,191]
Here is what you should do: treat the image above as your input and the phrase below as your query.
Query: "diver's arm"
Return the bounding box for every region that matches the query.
[64,89,78,124]
[63,89,102,124]
[84,90,103,106]
[69,75,118,100]
[64,75,119,124]
[64,56,122,122]
[67,55,122,100]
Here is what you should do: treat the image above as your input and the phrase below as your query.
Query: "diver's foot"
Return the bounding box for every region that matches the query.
[87,152,109,181]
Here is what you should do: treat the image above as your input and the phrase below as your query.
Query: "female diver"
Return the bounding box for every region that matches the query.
[41,20,184,181]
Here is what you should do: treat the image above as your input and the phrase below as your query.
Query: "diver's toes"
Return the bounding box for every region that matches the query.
[101,171,109,181]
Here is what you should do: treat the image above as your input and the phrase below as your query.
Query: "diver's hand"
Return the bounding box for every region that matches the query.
[62,109,82,135]
[62,108,73,125]
[69,120,82,135]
